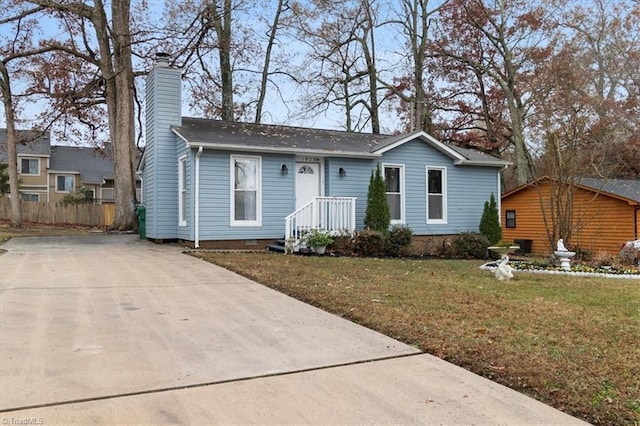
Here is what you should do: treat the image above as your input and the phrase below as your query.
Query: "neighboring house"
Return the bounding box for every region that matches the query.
[0,129,139,203]
[141,55,510,249]
[0,129,51,202]
[501,177,640,255]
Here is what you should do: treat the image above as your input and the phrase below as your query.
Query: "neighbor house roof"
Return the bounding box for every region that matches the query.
[0,129,51,162]
[503,176,640,204]
[171,118,508,166]
[49,145,115,184]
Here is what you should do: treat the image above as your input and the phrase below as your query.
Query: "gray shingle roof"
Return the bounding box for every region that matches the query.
[172,118,507,166]
[173,118,389,155]
[0,129,51,162]
[50,145,115,184]
[579,178,640,203]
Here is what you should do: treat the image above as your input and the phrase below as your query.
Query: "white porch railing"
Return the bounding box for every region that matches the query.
[285,196,357,245]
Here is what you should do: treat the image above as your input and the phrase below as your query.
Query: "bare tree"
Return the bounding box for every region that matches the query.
[379,0,448,133]
[431,0,554,185]
[0,3,58,227]
[288,0,383,133]
[14,0,139,229]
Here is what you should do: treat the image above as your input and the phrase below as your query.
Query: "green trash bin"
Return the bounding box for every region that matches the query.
[136,204,146,239]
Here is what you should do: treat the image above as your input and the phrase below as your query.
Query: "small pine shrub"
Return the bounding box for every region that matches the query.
[352,230,387,257]
[386,225,413,257]
[479,193,501,245]
[364,164,390,232]
[453,232,489,259]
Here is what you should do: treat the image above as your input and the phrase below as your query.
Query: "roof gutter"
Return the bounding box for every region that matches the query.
[195,146,203,249]
[190,142,381,159]
[453,159,512,167]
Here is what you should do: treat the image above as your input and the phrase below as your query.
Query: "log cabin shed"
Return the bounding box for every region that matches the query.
[501,177,640,255]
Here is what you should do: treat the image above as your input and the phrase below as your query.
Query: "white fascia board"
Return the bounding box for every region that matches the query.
[184,140,381,159]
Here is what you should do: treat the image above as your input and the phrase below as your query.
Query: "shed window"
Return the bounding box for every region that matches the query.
[505,210,516,228]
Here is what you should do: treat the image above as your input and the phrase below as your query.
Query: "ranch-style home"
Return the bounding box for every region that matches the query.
[140,55,510,250]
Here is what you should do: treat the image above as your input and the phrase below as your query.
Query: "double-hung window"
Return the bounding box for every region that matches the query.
[384,164,404,224]
[505,210,516,228]
[231,155,261,226]
[427,167,447,223]
[20,158,39,175]
[178,157,187,226]
[56,175,74,193]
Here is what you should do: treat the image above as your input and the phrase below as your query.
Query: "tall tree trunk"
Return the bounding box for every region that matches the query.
[255,0,284,124]
[0,62,21,227]
[111,0,137,227]
[362,0,379,134]
[210,0,234,121]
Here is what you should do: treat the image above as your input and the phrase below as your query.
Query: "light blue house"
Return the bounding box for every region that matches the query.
[141,55,510,249]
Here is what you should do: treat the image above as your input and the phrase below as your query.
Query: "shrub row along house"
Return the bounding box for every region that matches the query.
[139,54,510,249]
[0,129,140,204]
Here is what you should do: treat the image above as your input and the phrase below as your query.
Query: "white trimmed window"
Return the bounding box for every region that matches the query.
[231,155,261,226]
[56,175,74,193]
[427,167,447,224]
[178,156,187,226]
[384,164,404,224]
[20,158,39,175]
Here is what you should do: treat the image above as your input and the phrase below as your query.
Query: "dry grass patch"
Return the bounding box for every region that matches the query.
[192,251,640,426]
[0,220,100,246]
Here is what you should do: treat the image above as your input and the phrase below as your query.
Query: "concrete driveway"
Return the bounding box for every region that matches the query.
[0,235,586,425]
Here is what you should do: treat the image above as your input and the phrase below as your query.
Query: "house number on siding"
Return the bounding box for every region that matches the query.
[299,156,320,163]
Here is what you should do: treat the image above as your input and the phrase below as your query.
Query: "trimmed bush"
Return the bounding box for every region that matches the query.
[453,232,489,259]
[479,193,501,245]
[351,230,387,257]
[386,225,413,257]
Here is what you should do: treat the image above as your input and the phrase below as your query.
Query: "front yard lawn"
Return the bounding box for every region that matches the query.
[192,252,640,426]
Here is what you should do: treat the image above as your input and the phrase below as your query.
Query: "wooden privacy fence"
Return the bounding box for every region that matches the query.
[0,198,116,227]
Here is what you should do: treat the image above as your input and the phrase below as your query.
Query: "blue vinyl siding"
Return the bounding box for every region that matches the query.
[379,140,499,234]
[326,140,501,235]
[197,151,294,240]
[325,157,376,229]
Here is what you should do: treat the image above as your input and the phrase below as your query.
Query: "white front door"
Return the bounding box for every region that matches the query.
[295,162,321,209]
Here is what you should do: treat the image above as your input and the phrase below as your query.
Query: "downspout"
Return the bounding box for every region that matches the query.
[634,206,639,240]
[195,146,203,248]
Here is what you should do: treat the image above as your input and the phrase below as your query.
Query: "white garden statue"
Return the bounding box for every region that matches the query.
[556,239,568,251]
[554,239,576,270]
[494,254,514,281]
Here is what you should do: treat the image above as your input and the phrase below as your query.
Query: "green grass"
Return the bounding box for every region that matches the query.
[191,252,640,425]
